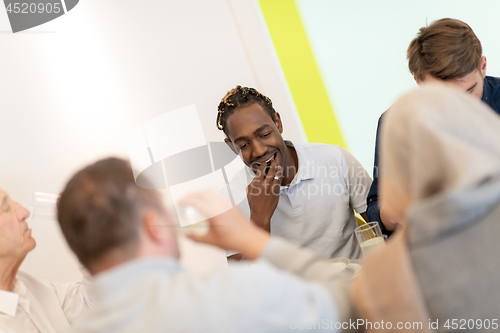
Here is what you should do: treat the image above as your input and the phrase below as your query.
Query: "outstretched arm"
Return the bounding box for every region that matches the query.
[181,191,356,326]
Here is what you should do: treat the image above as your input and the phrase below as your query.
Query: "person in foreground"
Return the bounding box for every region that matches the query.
[351,84,500,332]
[366,18,500,235]
[57,158,357,333]
[217,86,371,260]
[0,187,91,333]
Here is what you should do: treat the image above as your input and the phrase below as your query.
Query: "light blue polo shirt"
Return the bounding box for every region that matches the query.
[238,141,372,259]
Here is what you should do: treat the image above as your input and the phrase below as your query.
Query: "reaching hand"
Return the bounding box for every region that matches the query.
[180,191,271,260]
[247,158,282,231]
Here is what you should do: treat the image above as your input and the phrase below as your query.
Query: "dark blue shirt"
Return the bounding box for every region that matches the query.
[366,76,500,236]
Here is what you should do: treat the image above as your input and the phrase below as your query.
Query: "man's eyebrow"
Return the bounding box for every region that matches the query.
[466,82,478,92]
[233,124,271,143]
[253,124,271,134]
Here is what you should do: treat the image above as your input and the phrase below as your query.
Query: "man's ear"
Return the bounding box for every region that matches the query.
[414,76,422,86]
[143,210,169,244]
[224,138,238,155]
[274,112,283,134]
[480,56,487,78]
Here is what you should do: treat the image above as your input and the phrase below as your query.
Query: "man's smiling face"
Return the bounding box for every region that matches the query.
[224,103,286,173]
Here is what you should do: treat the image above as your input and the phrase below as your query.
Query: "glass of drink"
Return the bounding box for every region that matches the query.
[355,222,385,256]
[175,205,209,236]
[30,192,59,221]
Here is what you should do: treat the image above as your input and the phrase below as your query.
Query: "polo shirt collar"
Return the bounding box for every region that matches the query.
[284,140,314,187]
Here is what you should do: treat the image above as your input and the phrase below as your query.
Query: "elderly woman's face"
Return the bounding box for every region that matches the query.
[0,188,36,259]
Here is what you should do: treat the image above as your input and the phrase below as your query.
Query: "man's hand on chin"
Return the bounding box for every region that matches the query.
[247,158,282,232]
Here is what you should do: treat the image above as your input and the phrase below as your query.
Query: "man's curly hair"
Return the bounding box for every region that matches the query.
[216,85,276,135]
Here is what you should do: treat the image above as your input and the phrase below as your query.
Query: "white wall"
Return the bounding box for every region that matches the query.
[296,0,500,172]
[0,0,303,282]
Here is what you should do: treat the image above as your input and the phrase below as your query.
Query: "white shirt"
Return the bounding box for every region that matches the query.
[0,271,91,333]
[239,141,372,259]
[70,238,347,333]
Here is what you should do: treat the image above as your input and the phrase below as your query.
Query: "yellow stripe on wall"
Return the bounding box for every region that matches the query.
[258,0,346,147]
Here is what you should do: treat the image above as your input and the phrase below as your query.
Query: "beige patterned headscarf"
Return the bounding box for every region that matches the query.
[351,84,500,333]
[380,83,500,223]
